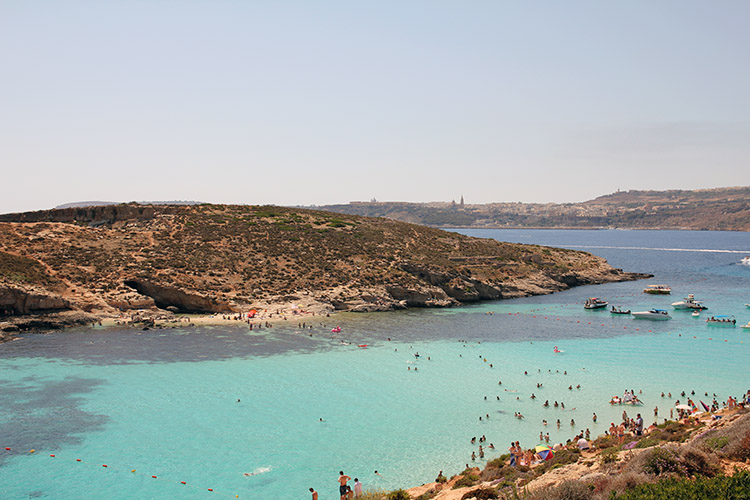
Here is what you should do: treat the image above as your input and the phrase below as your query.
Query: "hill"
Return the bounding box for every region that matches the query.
[0,204,647,334]
[314,186,750,231]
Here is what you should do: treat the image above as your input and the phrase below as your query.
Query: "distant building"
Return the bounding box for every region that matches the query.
[459,195,464,208]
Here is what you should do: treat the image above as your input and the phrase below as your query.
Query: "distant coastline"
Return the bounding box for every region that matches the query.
[313,186,750,232]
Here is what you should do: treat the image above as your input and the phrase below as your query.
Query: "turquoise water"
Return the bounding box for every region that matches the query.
[1,230,749,500]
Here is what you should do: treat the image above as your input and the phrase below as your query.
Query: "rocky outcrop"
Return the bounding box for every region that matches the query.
[0,284,71,315]
[0,204,161,226]
[123,279,234,314]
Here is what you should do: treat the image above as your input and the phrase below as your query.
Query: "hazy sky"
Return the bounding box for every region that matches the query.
[2,1,749,214]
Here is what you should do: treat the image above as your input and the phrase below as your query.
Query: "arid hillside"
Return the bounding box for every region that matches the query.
[0,204,647,332]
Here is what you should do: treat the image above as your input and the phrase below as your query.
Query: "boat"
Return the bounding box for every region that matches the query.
[705,315,736,326]
[643,284,671,295]
[584,298,608,309]
[741,256,750,266]
[610,306,631,315]
[631,309,672,320]
[741,322,750,330]
[671,294,708,310]
[692,310,701,317]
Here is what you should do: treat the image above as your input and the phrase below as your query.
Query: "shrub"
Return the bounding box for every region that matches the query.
[600,447,619,465]
[696,413,750,461]
[387,489,410,500]
[640,447,684,476]
[703,436,729,451]
[416,490,437,500]
[486,454,510,468]
[679,446,718,477]
[452,474,480,489]
[358,489,388,500]
[460,487,499,499]
[635,438,660,449]
[525,480,592,500]
[592,471,652,497]
[614,471,750,499]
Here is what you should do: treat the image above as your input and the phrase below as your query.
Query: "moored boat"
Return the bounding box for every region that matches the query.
[610,306,631,315]
[705,315,736,326]
[643,284,671,295]
[741,322,750,330]
[584,297,608,309]
[671,294,708,310]
[632,309,671,320]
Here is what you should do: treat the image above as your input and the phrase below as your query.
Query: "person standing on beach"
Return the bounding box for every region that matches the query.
[636,414,644,435]
[338,471,351,500]
[354,478,363,497]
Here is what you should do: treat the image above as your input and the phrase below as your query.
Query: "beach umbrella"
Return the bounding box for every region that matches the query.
[675,404,692,410]
[535,445,555,461]
[700,400,711,412]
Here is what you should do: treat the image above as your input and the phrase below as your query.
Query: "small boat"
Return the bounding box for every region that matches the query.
[632,309,672,320]
[741,256,750,266]
[331,326,342,333]
[741,322,750,330]
[610,306,631,315]
[692,310,701,317]
[643,284,671,295]
[671,294,708,310]
[705,315,736,326]
[584,297,608,309]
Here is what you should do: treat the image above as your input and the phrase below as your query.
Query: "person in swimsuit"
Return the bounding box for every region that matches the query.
[338,471,351,500]
[310,488,318,500]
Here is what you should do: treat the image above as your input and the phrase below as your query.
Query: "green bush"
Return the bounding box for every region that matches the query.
[600,447,619,464]
[681,447,718,477]
[387,489,411,500]
[460,487,498,499]
[636,438,660,448]
[614,471,750,499]
[452,474,480,489]
[641,447,684,476]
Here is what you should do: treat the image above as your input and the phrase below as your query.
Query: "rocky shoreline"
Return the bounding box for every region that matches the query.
[0,204,651,342]
[401,406,750,500]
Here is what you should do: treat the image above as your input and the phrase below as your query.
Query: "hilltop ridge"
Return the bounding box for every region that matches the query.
[314,186,750,231]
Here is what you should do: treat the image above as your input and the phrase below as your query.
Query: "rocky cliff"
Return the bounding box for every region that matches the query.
[0,204,649,335]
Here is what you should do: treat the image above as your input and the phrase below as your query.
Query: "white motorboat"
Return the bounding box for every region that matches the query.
[584,297,608,309]
[671,294,708,310]
[631,309,672,320]
[741,256,750,266]
[741,322,750,330]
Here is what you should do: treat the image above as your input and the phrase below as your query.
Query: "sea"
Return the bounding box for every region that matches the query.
[1,229,748,500]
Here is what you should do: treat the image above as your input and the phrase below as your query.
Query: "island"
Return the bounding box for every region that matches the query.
[0,204,649,338]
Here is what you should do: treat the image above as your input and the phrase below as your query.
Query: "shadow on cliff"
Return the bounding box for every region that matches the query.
[0,376,108,466]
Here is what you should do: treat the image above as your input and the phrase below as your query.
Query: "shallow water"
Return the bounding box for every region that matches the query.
[1,229,749,499]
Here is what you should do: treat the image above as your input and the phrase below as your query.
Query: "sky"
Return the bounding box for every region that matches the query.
[2,0,749,214]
